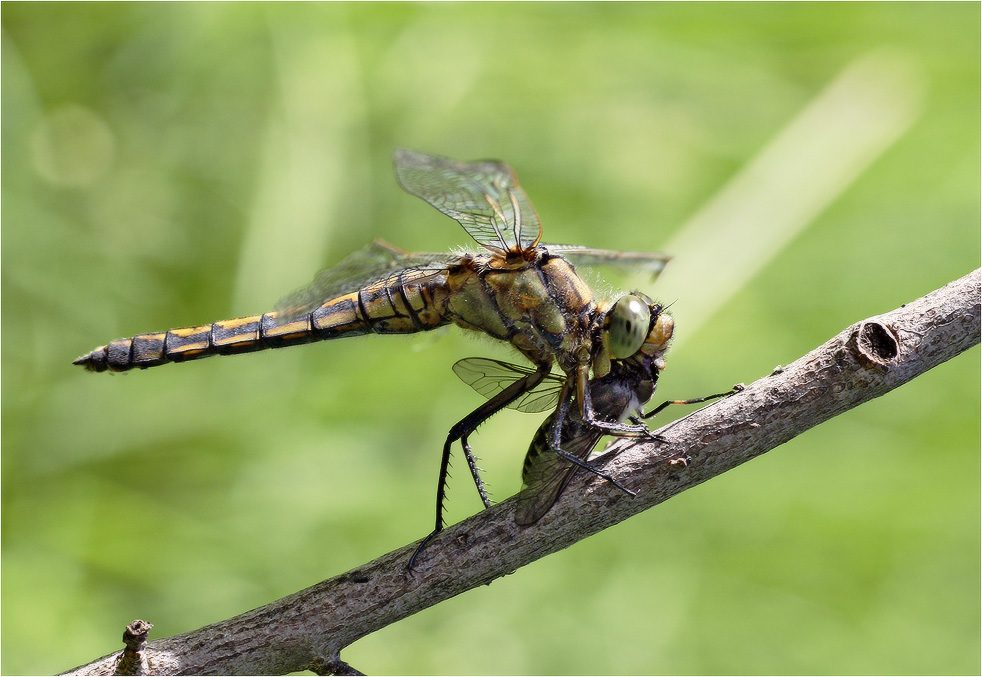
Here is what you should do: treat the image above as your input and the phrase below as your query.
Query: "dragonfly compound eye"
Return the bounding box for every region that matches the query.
[607,294,651,359]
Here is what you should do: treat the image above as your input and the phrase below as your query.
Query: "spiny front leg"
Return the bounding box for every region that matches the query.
[460,431,492,510]
[408,359,552,569]
[408,435,456,570]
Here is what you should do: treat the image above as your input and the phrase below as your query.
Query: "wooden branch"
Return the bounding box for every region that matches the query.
[65,269,981,676]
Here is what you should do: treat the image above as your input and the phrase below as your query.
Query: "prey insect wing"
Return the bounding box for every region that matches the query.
[452,358,566,413]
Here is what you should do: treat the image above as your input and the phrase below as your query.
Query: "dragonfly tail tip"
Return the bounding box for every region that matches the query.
[73,348,109,372]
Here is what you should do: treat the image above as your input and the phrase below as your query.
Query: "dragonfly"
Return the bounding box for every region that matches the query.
[454,329,737,528]
[74,149,673,561]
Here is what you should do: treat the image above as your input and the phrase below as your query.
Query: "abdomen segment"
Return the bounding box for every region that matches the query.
[74,274,450,372]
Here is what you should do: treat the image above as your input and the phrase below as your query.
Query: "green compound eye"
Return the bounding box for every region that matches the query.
[607,295,651,359]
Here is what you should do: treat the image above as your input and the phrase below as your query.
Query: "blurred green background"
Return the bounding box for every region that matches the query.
[2,3,979,674]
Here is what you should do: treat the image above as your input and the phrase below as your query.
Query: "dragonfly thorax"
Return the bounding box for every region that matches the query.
[443,249,599,374]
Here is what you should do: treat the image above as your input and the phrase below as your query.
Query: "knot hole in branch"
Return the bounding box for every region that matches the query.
[854,321,900,370]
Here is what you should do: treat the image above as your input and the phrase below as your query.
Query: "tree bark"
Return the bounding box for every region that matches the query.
[65,269,981,676]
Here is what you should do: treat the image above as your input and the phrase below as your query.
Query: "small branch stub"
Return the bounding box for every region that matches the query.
[113,620,152,676]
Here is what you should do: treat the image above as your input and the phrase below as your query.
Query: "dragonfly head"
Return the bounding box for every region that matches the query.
[595,293,673,379]
[605,291,673,356]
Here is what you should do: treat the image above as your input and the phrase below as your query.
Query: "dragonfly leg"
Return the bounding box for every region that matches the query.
[641,385,743,420]
[583,417,651,437]
[545,377,650,449]
[578,399,653,438]
[460,434,492,509]
[628,415,667,442]
[409,360,552,569]
[632,385,744,451]
[409,529,442,570]
[543,390,637,502]
[574,356,652,439]
[547,378,575,450]
[550,446,637,498]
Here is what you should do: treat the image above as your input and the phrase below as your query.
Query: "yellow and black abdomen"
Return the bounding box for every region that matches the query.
[74,271,451,372]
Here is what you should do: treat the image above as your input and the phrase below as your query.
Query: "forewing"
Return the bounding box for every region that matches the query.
[394,149,541,255]
[545,244,671,283]
[452,358,564,413]
[274,239,456,322]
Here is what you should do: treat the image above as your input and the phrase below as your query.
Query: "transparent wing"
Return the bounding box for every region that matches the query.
[544,244,671,283]
[394,149,542,256]
[274,239,457,322]
[452,358,565,413]
[515,422,603,526]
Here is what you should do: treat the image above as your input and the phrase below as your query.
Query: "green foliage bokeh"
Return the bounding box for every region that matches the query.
[2,3,979,674]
